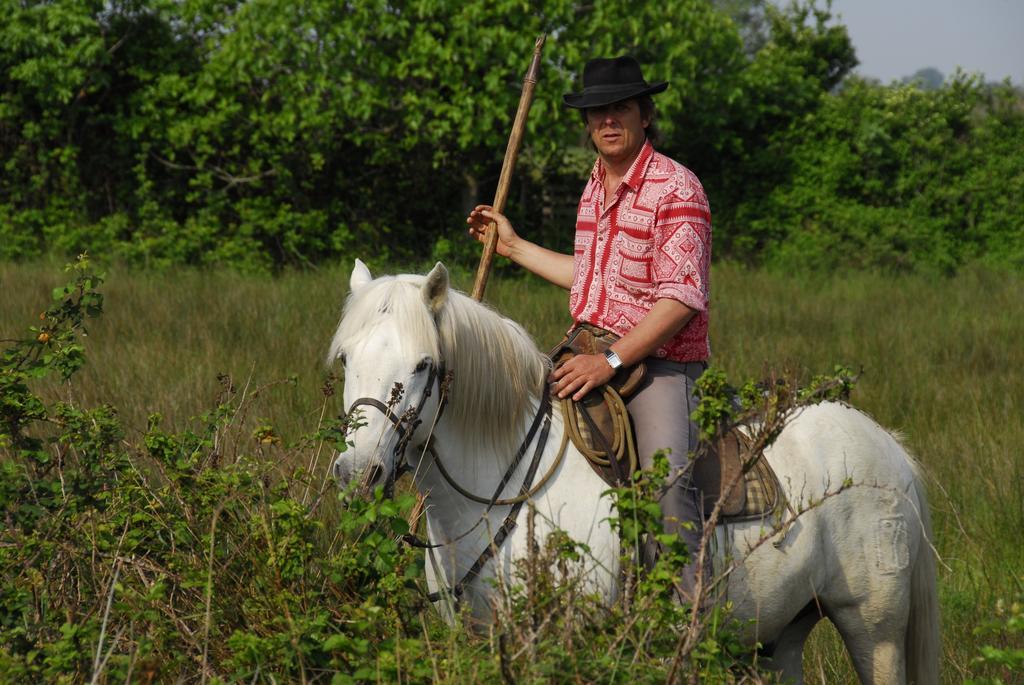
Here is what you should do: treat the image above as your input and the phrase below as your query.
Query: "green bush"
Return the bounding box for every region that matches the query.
[0,259,426,681]
[0,0,874,271]
[740,76,1024,273]
[2,259,788,682]
[5,1,1023,272]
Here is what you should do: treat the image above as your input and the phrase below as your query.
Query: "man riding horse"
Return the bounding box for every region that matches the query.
[467,55,712,602]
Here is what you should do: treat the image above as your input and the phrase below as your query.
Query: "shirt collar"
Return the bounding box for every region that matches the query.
[622,139,654,191]
[589,139,655,192]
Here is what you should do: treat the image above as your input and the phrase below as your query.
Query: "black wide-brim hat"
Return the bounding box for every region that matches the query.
[563,55,668,109]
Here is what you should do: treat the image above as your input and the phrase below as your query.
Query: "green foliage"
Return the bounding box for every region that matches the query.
[1,260,784,681]
[16,0,998,273]
[966,596,1024,685]
[0,255,102,458]
[9,0,1018,274]
[0,261,424,681]
[744,76,1024,273]
[691,364,856,442]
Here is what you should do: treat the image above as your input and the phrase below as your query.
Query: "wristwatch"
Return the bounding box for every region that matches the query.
[604,349,623,371]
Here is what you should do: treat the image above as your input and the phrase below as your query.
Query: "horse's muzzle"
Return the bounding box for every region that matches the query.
[332,453,389,496]
[331,454,350,484]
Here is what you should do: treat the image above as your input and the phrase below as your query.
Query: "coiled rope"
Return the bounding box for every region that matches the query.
[558,385,638,481]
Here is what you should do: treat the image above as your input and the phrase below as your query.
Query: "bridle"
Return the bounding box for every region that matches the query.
[342,358,568,603]
[344,360,448,494]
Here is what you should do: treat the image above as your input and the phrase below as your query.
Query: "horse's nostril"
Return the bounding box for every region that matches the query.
[365,464,384,485]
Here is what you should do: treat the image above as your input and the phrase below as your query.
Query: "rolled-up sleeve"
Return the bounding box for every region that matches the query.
[651,186,711,312]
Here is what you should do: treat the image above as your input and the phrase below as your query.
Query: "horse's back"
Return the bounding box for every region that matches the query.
[767,402,920,499]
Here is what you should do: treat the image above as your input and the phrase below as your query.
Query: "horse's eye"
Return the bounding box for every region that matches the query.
[338,353,347,365]
[415,359,430,373]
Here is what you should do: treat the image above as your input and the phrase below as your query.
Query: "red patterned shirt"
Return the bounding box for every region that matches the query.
[569,140,711,362]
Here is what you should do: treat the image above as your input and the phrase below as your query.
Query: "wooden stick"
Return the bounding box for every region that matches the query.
[407,37,546,538]
[470,34,546,302]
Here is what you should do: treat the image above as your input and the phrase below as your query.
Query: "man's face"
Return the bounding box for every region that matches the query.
[586,99,649,167]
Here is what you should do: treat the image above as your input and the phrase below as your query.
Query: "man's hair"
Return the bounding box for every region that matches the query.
[579,95,661,150]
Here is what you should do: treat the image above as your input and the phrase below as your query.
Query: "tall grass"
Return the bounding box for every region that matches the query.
[1,258,1021,681]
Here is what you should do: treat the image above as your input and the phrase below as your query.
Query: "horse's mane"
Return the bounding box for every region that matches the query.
[329,274,550,461]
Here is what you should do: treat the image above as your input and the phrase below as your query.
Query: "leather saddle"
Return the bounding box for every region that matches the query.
[692,429,781,520]
[550,324,647,397]
[550,326,782,520]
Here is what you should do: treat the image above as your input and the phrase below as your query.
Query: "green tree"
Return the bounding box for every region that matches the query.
[14,0,1017,275]
[743,76,1024,272]
[2,0,757,267]
[904,67,944,90]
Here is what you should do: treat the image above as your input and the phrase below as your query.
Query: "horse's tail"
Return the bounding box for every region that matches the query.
[905,463,940,684]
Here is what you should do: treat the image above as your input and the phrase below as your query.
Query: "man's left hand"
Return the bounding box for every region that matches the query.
[549,353,616,401]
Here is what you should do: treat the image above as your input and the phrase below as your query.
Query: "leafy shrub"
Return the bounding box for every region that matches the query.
[966,596,1024,685]
[0,258,425,682]
[0,259,797,682]
[0,0,866,271]
[742,76,1024,273]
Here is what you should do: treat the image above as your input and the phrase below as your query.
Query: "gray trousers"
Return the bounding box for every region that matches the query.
[625,358,707,599]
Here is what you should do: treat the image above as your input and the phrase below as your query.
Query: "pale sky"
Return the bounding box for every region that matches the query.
[827,0,1024,85]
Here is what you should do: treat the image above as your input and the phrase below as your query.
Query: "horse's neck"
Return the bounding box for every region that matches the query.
[415,401,543,521]
[413,399,604,546]
[413,399,622,609]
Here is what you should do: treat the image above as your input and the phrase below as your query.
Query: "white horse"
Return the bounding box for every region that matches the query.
[328,259,939,685]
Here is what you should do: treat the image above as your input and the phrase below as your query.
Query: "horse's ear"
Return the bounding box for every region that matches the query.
[350,258,373,292]
[422,261,449,314]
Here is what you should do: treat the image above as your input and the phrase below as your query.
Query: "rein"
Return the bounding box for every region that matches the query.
[344,360,568,603]
[413,391,558,602]
[426,392,568,506]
